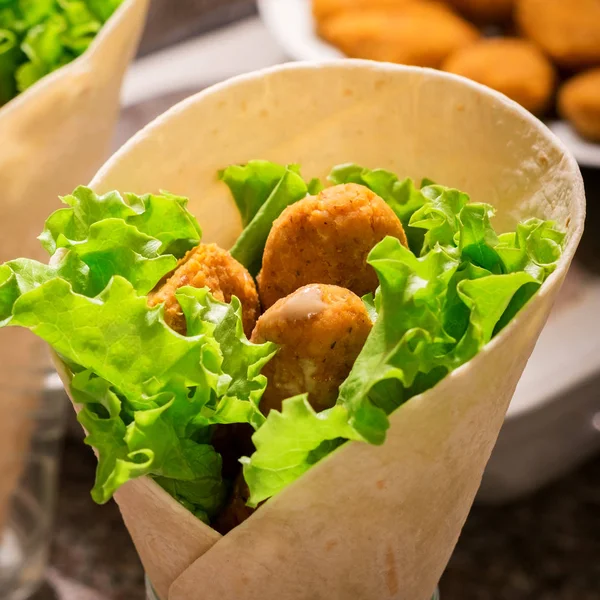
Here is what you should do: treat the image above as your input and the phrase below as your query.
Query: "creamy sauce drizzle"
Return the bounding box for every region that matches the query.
[277,285,327,320]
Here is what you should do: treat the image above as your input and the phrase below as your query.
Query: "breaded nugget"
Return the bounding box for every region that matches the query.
[443,38,555,114]
[443,0,514,22]
[319,3,479,68]
[559,68,600,142]
[148,243,259,337]
[516,0,600,68]
[251,284,372,414]
[257,183,407,309]
[313,0,416,23]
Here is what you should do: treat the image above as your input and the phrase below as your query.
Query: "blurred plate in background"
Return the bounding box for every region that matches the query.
[257,0,600,169]
[257,0,340,61]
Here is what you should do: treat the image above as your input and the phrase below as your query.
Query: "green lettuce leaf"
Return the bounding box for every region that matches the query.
[59,0,101,55]
[409,185,470,254]
[219,160,291,227]
[0,28,19,104]
[58,219,177,296]
[20,13,66,69]
[0,253,90,312]
[0,0,123,101]
[85,0,122,22]
[17,0,56,27]
[496,218,565,280]
[228,164,308,275]
[2,272,271,515]
[40,187,201,256]
[70,371,155,504]
[337,238,460,443]
[0,184,272,519]
[0,264,18,324]
[242,396,360,506]
[9,276,213,398]
[177,286,277,430]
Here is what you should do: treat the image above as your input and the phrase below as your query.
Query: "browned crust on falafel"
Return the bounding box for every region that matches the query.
[257,183,407,309]
[148,243,260,337]
[251,284,372,414]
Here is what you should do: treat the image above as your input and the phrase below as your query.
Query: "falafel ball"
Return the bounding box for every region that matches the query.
[443,38,555,115]
[148,243,260,337]
[318,3,479,68]
[559,68,600,142]
[516,0,600,68]
[313,0,417,23]
[257,183,406,309]
[444,0,514,22]
[251,284,372,414]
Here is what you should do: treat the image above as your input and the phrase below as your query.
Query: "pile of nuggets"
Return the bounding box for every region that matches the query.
[149,182,405,414]
[148,183,407,530]
[313,0,600,142]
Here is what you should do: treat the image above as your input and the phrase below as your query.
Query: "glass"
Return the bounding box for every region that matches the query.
[0,331,66,600]
[146,574,440,599]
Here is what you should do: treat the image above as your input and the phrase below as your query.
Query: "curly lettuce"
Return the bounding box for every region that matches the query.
[0,161,565,520]
[0,0,122,105]
[0,188,275,521]
[220,161,310,275]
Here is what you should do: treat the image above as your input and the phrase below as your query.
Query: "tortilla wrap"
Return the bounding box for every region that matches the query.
[58,61,584,600]
[0,0,148,537]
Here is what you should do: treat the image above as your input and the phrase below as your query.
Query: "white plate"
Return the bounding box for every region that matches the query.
[257,0,600,168]
[549,121,600,169]
[257,0,341,61]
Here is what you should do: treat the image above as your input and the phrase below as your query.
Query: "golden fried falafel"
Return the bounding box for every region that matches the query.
[559,68,600,142]
[443,0,514,22]
[257,183,406,309]
[516,0,600,68]
[251,284,372,414]
[313,0,417,23]
[148,243,260,337]
[443,38,555,114]
[318,3,479,68]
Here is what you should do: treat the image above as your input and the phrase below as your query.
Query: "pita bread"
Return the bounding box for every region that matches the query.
[0,0,149,538]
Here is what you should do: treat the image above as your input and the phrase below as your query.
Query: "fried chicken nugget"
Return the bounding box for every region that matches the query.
[443,38,555,114]
[148,243,260,337]
[251,284,372,414]
[257,183,407,309]
[516,0,600,68]
[443,0,514,22]
[559,68,600,142]
[319,2,479,68]
[313,0,417,23]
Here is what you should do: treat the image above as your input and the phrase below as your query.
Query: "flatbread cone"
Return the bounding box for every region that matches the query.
[0,0,149,539]
[0,0,149,264]
[56,61,585,600]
